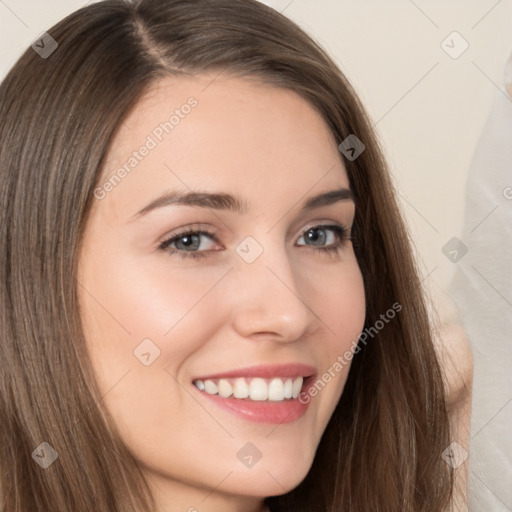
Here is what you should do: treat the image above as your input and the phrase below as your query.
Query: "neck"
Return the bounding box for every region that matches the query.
[146,471,269,512]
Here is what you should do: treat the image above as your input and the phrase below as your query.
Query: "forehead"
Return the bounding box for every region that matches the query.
[96,73,350,221]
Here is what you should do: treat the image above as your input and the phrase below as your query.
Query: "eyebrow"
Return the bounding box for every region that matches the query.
[131,187,354,220]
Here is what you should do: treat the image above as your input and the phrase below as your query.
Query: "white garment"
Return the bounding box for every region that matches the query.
[449,52,512,511]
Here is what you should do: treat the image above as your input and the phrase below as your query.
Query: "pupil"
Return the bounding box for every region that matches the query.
[307,228,325,245]
[180,234,199,249]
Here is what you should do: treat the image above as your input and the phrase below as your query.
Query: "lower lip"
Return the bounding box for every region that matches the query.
[194,386,311,424]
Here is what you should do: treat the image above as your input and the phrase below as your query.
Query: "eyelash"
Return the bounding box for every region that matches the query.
[157,224,353,260]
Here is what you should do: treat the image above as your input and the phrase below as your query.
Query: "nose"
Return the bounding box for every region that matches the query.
[226,243,318,343]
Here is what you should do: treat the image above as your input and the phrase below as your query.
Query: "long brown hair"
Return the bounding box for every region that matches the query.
[0,0,454,510]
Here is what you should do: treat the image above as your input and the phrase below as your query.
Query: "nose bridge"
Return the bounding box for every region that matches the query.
[227,234,315,340]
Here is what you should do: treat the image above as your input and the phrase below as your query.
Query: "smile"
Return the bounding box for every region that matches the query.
[193,376,304,402]
[191,364,316,424]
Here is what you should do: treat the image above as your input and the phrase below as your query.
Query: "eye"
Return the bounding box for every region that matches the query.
[158,229,219,259]
[157,223,352,260]
[296,224,351,256]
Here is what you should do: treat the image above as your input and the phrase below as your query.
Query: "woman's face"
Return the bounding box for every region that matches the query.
[78,73,366,511]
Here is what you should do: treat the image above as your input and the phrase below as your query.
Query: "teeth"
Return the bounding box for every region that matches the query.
[193,376,304,402]
[268,378,285,401]
[284,378,293,399]
[249,378,267,401]
[217,379,233,398]
[233,378,249,398]
[292,378,302,399]
[204,380,218,395]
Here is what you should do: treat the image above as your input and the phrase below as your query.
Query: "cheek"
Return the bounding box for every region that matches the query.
[77,252,228,481]
[77,249,234,434]
[303,261,366,424]
[308,258,366,352]
[78,246,230,362]
[328,271,365,341]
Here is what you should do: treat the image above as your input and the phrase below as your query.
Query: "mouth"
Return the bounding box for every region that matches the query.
[193,376,306,402]
[191,364,316,424]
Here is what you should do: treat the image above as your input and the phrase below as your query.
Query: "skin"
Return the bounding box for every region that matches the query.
[77,73,366,512]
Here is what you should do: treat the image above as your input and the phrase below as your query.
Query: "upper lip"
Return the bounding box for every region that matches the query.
[193,363,316,381]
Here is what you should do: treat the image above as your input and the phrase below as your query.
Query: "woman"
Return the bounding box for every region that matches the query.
[0,0,471,510]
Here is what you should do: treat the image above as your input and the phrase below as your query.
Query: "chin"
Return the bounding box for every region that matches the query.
[222,446,316,498]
